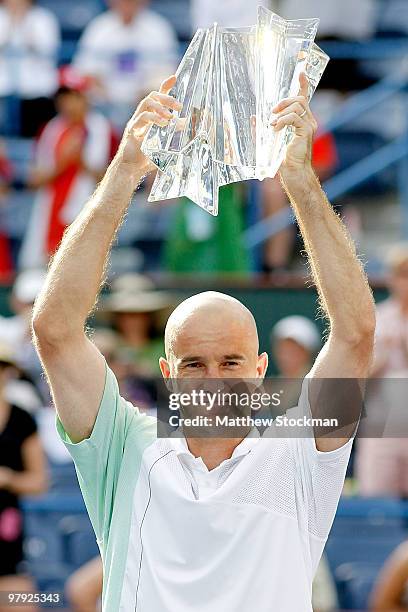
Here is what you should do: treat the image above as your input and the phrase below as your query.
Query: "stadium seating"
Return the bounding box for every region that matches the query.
[22,489,408,610]
[23,493,96,607]
[333,130,396,195]
[326,498,408,609]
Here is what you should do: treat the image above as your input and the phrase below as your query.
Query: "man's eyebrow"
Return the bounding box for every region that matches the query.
[177,354,246,364]
[178,356,203,364]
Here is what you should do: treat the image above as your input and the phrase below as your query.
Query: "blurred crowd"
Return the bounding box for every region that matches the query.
[1,0,403,281]
[1,0,408,610]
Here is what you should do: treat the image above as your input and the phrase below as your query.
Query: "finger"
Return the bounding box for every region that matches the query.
[150,91,182,112]
[140,98,173,120]
[298,72,310,99]
[133,111,171,130]
[272,112,305,132]
[159,75,177,94]
[273,102,306,120]
[273,102,317,132]
[273,96,307,114]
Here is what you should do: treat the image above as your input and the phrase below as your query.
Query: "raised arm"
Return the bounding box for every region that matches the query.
[274,74,376,451]
[32,76,181,443]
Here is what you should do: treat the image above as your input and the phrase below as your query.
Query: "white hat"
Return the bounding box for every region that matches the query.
[13,269,47,304]
[272,316,321,353]
[101,274,174,314]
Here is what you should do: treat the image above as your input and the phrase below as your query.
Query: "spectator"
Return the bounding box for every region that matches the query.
[65,556,103,612]
[99,274,173,410]
[0,0,60,137]
[19,66,116,270]
[0,344,47,612]
[357,243,408,496]
[370,540,408,610]
[101,274,173,380]
[0,269,45,386]
[271,315,321,377]
[270,315,321,414]
[74,0,178,128]
[0,140,14,283]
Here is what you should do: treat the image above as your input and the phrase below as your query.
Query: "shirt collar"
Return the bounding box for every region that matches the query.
[169,428,260,462]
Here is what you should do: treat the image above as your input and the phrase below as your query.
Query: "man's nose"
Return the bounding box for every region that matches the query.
[206,364,222,379]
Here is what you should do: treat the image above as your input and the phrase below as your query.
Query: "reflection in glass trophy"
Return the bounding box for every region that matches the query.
[142,6,329,216]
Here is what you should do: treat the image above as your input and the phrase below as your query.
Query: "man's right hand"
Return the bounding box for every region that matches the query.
[117,75,182,178]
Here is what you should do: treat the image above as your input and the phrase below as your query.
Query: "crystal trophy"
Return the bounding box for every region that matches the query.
[142,6,329,216]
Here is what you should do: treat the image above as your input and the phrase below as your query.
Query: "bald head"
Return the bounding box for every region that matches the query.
[161,292,267,379]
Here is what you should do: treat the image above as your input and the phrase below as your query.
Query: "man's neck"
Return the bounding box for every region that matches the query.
[185,436,244,471]
[119,10,140,26]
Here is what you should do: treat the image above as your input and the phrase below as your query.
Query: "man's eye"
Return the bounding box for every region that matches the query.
[224,361,239,367]
[186,363,202,368]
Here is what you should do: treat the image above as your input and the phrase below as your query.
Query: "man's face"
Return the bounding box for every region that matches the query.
[56,91,88,122]
[109,0,146,23]
[4,0,31,14]
[160,305,267,380]
[274,338,311,377]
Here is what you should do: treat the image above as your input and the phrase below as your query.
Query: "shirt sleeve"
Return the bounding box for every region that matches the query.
[55,363,150,545]
[290,379,353,542]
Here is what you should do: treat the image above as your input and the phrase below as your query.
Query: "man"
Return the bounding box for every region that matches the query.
[357,243,408,496]
[0,344,48,612]
[272,315,321,378]
[20,66,115,270]
[74,0,178,127]
[0,269,46,385]
[0,0,60,136]
[32,74,375,611]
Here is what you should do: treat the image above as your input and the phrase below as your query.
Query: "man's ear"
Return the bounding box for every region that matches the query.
[159,357,171,379]
[257,352,268,378]
[159,357,178,395]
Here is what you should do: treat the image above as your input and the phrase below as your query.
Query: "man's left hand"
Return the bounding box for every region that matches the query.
[273,73,318,179]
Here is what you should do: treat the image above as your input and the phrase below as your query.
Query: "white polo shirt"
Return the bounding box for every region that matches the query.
[0,6,60,98]
[74,9,178,105]
[57,364,352,611]
[171,429,261,498]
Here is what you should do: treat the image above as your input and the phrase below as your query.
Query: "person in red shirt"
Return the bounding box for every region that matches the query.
[0,142,14,283]
[19,66,117,269]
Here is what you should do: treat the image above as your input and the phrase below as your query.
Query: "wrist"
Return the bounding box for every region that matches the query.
[113,150,152,184]
[111,152,149,189]
[279,162,315,189]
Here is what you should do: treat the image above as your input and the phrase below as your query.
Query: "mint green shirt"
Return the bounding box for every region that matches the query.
[57,363,156,609]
